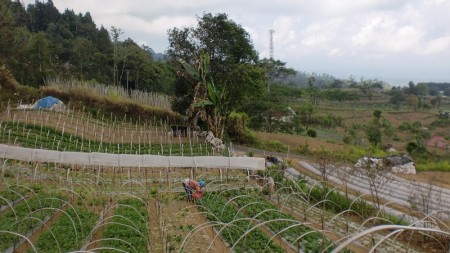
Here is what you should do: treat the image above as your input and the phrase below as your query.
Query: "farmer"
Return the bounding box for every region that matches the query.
[182,178,205,201]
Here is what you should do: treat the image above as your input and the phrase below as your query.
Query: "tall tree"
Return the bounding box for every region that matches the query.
[167,13,265,130]
[258,58,297,92]
[110,26,123,85]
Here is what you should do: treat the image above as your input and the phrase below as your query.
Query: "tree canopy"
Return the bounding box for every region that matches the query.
[0,0,172,92]
[167,13,266,130]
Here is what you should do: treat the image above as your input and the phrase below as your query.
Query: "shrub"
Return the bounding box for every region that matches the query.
[406,141,427,154]
[306,128,317,138]
[265,140,288,152]
[342,135,352,144]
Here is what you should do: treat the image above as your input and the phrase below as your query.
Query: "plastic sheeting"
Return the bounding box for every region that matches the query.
[34,96,61,109]
[0,144,265,170]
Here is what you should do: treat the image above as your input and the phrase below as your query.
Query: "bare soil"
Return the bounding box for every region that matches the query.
[396,171,450,190]
[255,131,347,152]
[159,198,229,252]
[148,199,163,252]
[15,204,68,253]
[84,204,116,251]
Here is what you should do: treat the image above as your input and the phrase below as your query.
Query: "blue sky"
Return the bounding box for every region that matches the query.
[23,0,450,86]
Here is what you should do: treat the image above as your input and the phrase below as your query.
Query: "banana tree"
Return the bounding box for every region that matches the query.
[179,52,230,138]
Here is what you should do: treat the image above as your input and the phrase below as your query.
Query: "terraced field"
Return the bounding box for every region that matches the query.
[0,108,449,252]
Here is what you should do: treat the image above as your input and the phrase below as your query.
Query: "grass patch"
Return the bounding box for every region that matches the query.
[415,160,450,172]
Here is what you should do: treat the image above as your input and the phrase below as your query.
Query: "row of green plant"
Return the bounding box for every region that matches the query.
[101,198,148,252]
[0,185,30,206]
[30,207,98,253]
[228,191,338,252]
[262,166,377,218]
[198,192,284,253]
[0,192,68,251]
[0,121,215,155]
[264,165,412,226]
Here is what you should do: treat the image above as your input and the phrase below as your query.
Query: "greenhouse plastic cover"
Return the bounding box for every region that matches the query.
[0,144,265,170]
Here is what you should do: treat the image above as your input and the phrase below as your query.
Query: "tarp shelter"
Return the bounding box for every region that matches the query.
[34,96,62,109]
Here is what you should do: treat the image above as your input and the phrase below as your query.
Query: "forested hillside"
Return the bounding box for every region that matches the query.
[0,0,173,92]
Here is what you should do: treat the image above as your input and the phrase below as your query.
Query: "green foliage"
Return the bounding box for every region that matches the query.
[431,118,450,127]
[406,141,427,154]
[168,13,266,133]
[0,186,30,206]
[306,128,317,138]
[319,88,359,101]
[0,121,215,155]
[232,194,335,252]
[264,140,288,152]
[415,160,450,172]
[0,193,68,251]
[102,198,148,252]
[198,193,285,253]
[33,207,98,253]
[1,0,173,90]
[333,146,387,162]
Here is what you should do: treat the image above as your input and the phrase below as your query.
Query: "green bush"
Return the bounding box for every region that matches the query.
[342,135,352,144]
[406,141,427,154]
[306,128,317,138]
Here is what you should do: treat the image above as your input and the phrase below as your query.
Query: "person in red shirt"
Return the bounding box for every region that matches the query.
[182,178,205,201]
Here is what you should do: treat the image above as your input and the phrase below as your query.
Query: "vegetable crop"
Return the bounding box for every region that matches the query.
[101,198,148,252]
[198,193,284,253]
[32,207,98,252]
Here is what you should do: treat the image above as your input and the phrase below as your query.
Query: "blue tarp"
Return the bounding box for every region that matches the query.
[34,96,61,109]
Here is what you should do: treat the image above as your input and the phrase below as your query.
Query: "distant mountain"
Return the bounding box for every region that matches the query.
[146,48,165,61]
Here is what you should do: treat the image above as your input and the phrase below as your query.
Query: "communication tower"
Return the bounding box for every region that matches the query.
[269,29,275,59]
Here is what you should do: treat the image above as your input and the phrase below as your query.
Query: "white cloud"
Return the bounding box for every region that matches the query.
[19,0,450,84]
[423,36,450,54]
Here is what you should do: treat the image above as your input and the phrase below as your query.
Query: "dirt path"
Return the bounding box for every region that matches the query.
[148,199,164,252]
[84,204,116,251]
[396,171,450,190]
[14,204,68,253]
[160,199,229,253]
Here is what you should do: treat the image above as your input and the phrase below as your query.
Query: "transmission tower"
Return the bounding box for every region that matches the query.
[269,29,275,60]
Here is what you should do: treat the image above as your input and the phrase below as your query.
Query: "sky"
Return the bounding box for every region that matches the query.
[23,0,450,86]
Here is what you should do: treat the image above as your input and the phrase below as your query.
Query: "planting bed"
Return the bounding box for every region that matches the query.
[0,109,448,252]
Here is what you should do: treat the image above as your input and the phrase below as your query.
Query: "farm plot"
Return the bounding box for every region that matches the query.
[0,185,30,212]
[198,192,286,253]
[28,206,98,253]
[157,197,229,252]
[0,108,448,252]
[99,198,149,252]
[0,192,68,252]
[0,121,210,155]
[229,191,337,252]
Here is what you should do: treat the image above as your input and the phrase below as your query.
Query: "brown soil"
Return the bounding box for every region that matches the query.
[255,131,347,152]
[84,204,116,251]
[396,171,450,190]
[0,110,193,145]
[148,199,164,252]
[160,199,228,253]
[15,204,68,253]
